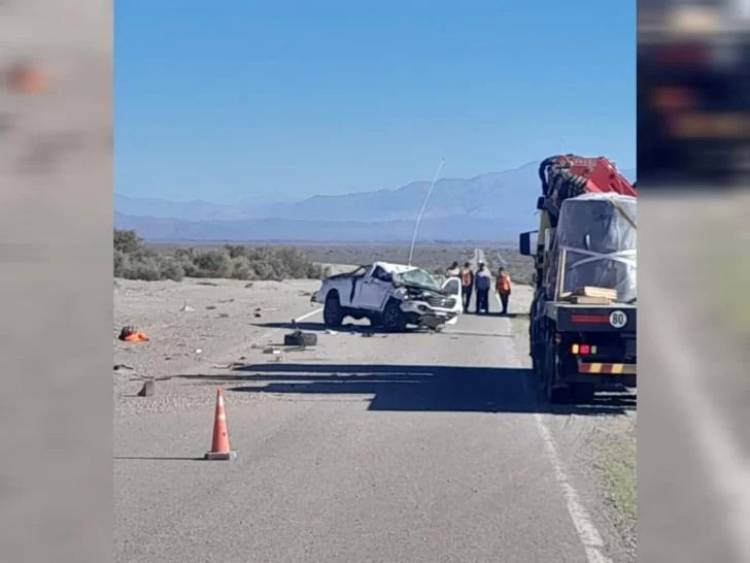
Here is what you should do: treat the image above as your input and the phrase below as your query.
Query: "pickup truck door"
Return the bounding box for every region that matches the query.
[358,266,393,310]
[441,276,463,325]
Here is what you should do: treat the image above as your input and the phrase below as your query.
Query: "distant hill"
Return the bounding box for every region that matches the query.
[114,212,521,243]
[115,161,636,242]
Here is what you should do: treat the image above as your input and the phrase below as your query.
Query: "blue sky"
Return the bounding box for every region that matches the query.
[116,1,635,204]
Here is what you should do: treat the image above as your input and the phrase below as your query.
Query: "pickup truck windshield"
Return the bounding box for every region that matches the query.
[555,196,637,303]
[394,268,441,292]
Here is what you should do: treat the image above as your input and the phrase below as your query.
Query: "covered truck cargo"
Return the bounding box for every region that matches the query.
[546,193,637,304]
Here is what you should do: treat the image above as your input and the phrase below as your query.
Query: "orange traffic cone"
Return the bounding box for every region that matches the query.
[204,388,237,461]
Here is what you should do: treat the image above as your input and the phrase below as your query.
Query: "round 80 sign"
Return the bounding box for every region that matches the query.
[609,310,628,328]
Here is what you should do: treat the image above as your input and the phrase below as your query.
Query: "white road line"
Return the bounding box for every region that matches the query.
[294,307,323,323]
[533,413,612,563]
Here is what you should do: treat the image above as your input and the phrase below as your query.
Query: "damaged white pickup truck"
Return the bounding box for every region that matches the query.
[311,262,463,331]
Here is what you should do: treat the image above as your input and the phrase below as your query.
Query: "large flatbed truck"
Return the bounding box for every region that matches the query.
[519,155,637,403]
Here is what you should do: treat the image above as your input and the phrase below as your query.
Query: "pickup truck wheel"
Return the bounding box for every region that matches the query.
[323,292,344,327]
[382,299,406,332]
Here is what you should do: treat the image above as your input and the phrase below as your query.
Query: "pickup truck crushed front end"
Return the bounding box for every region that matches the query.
[397,284,459,327]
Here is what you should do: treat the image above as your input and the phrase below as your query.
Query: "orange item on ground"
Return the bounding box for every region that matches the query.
[205,388,237,461]
[122,331,149,342]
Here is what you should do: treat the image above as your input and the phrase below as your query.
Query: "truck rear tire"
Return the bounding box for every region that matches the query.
[543,339,568,404]
[571,383,594,404]
[323,292,344,328]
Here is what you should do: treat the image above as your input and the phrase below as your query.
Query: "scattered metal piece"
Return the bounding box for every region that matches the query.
[284,330,317,347]
[136,380,155,397]
[113,364,134,371]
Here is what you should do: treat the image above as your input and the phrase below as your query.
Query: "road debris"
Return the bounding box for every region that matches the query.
[218,313,229,318]
[244,282,254,288]
[113,363,134,371]
[195,348,202,354]
[206,305,216,310]
[180,301,194,312]
[136,379,155,397]
[119,326,150,342]
[284,330,317,347]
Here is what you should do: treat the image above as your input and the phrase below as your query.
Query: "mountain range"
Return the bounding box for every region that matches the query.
[115,161,636,242]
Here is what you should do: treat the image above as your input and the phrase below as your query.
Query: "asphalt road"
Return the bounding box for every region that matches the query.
[115,280,633,562]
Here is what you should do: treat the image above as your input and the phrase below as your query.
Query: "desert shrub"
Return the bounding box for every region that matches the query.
[159,258,185,282]
[224,244,246,259]
[113,230,326,282]
[114,230,141,254]
[192,250,232,278]
[229,255,252,279]
[113,249,127,276]
[123,254,162,281]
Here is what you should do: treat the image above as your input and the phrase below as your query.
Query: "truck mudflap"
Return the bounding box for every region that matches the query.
[577,359,636,375]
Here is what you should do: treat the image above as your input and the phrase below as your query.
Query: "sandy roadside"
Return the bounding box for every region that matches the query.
[114,277,322,414]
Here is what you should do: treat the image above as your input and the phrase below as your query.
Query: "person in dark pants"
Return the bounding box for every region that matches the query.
[496,267,512,315]
[474,262,492,314]
[460,262,473,312]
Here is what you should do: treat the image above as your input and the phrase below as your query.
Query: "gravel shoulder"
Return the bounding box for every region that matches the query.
[508,285,637,561]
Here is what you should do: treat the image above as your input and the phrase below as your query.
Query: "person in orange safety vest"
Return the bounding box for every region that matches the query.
[495,267,512,315]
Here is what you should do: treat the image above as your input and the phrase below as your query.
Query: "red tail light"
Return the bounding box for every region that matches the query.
[571,314,609,324]
[580,344,591,355]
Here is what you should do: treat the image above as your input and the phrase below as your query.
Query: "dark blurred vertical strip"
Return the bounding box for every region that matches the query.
[0,1,112,562]
[639,1,750,561]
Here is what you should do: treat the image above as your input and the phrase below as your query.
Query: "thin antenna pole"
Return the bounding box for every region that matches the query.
[408,159,445,266]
